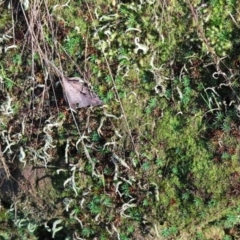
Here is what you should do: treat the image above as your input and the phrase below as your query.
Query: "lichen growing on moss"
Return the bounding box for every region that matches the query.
[1,0,240,239]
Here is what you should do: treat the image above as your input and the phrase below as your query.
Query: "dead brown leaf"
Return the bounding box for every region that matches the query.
[61,76,103,110]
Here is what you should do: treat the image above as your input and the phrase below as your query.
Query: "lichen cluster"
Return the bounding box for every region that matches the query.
[1,0,240,239]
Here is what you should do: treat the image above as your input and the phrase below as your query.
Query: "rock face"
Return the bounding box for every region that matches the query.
[0,166,52,204]
[0,167,20,199]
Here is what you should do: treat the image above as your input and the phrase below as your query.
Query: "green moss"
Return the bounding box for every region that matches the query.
[1,0,240,239]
